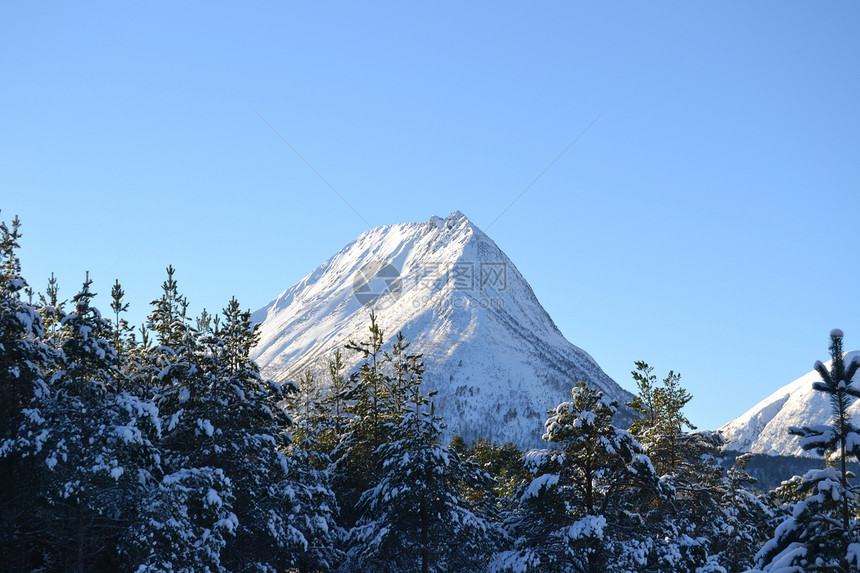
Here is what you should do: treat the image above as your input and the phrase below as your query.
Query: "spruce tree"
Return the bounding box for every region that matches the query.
[492,382,662,573]
[452,437,531,505]
[109,278,133,358]
[714,454,773,572]
[332,313,397,528]
[38,272,66,344]
[628,362,736,572]
[628,361,696,476]
[0,215,55,567]
[155,292,338,571]
[25,275,162,571]
[120,466,237,573]
[343,382,498,572]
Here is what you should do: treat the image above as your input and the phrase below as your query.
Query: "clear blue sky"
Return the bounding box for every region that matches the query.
[2,2,858,431]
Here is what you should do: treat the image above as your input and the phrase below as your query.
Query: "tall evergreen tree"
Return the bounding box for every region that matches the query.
[314,349,351,458]
[0,215,55,568]
[628,361,739,572]
[24,276,162,571]
[287,351,353,464]
[120,466,238,573]
[288,370,326,453]
[492,383,662,573]
[343,378,498,572]
[332,313,398,528]
[344,311,390,450]
[136,265,200,411]
[628,361,696,477]
[153,291,338,571]
[328,349,349,436]
[383,331,425,417]
[713,454,773,572]
[109,278,133,358]
[202,297,318,570]
[38,272,66,345]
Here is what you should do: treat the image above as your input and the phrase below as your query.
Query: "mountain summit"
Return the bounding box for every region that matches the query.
[251,211,631,446]
[720,350,860,457]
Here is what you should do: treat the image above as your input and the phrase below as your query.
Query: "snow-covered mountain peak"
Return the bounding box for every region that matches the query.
[720,350,860,457]
[251,212,630,446]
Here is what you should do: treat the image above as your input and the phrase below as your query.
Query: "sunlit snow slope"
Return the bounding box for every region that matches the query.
[251,211,631,446]
[720,351,860,457]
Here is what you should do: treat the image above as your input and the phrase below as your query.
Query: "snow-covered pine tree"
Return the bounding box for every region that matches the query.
[161,295,338,571]
[109,278,133,359]
[283,365,348,571]
[38,271,66,345]
[628,361,696,477]
[208,297,338,571]
[278,444,343,572]
[120,466,238,573]
[104,276,249,572]
[143,265,200,412]
[715,454,773,573]
[134,272,340,570]
[491,382,663,573]
[752,329,860,573]
[343,391,499,572]
[0,216,50,444]
[627,361,730,572]
[332,313,400,528]
[125,268,242,569]
[26,275,162,571]
[313,349,351,459]
[0,215,55,567]
[450,437,531,509]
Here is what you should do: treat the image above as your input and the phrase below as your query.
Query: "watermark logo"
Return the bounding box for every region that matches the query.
[352,260,507,309]
[451,262,475,290]
[479,262,507,291]
[352,261,402,308]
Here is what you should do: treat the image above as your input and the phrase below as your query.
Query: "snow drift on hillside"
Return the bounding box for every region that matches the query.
[720,351,860,457]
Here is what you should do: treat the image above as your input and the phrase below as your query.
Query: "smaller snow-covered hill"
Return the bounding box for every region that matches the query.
[720,351,860,457]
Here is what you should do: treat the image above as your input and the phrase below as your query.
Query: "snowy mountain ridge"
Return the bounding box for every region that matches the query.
[251,211,632,446]
[720,350,860,457]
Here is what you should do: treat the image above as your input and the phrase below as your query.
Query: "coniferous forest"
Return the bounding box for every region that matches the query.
[3,214,860,572]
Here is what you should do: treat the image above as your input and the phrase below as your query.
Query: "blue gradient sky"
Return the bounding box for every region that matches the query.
[2,2,858,431]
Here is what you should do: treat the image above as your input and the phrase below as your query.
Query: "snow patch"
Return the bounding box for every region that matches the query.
[197,418,215,437]
[521,473,559,501]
